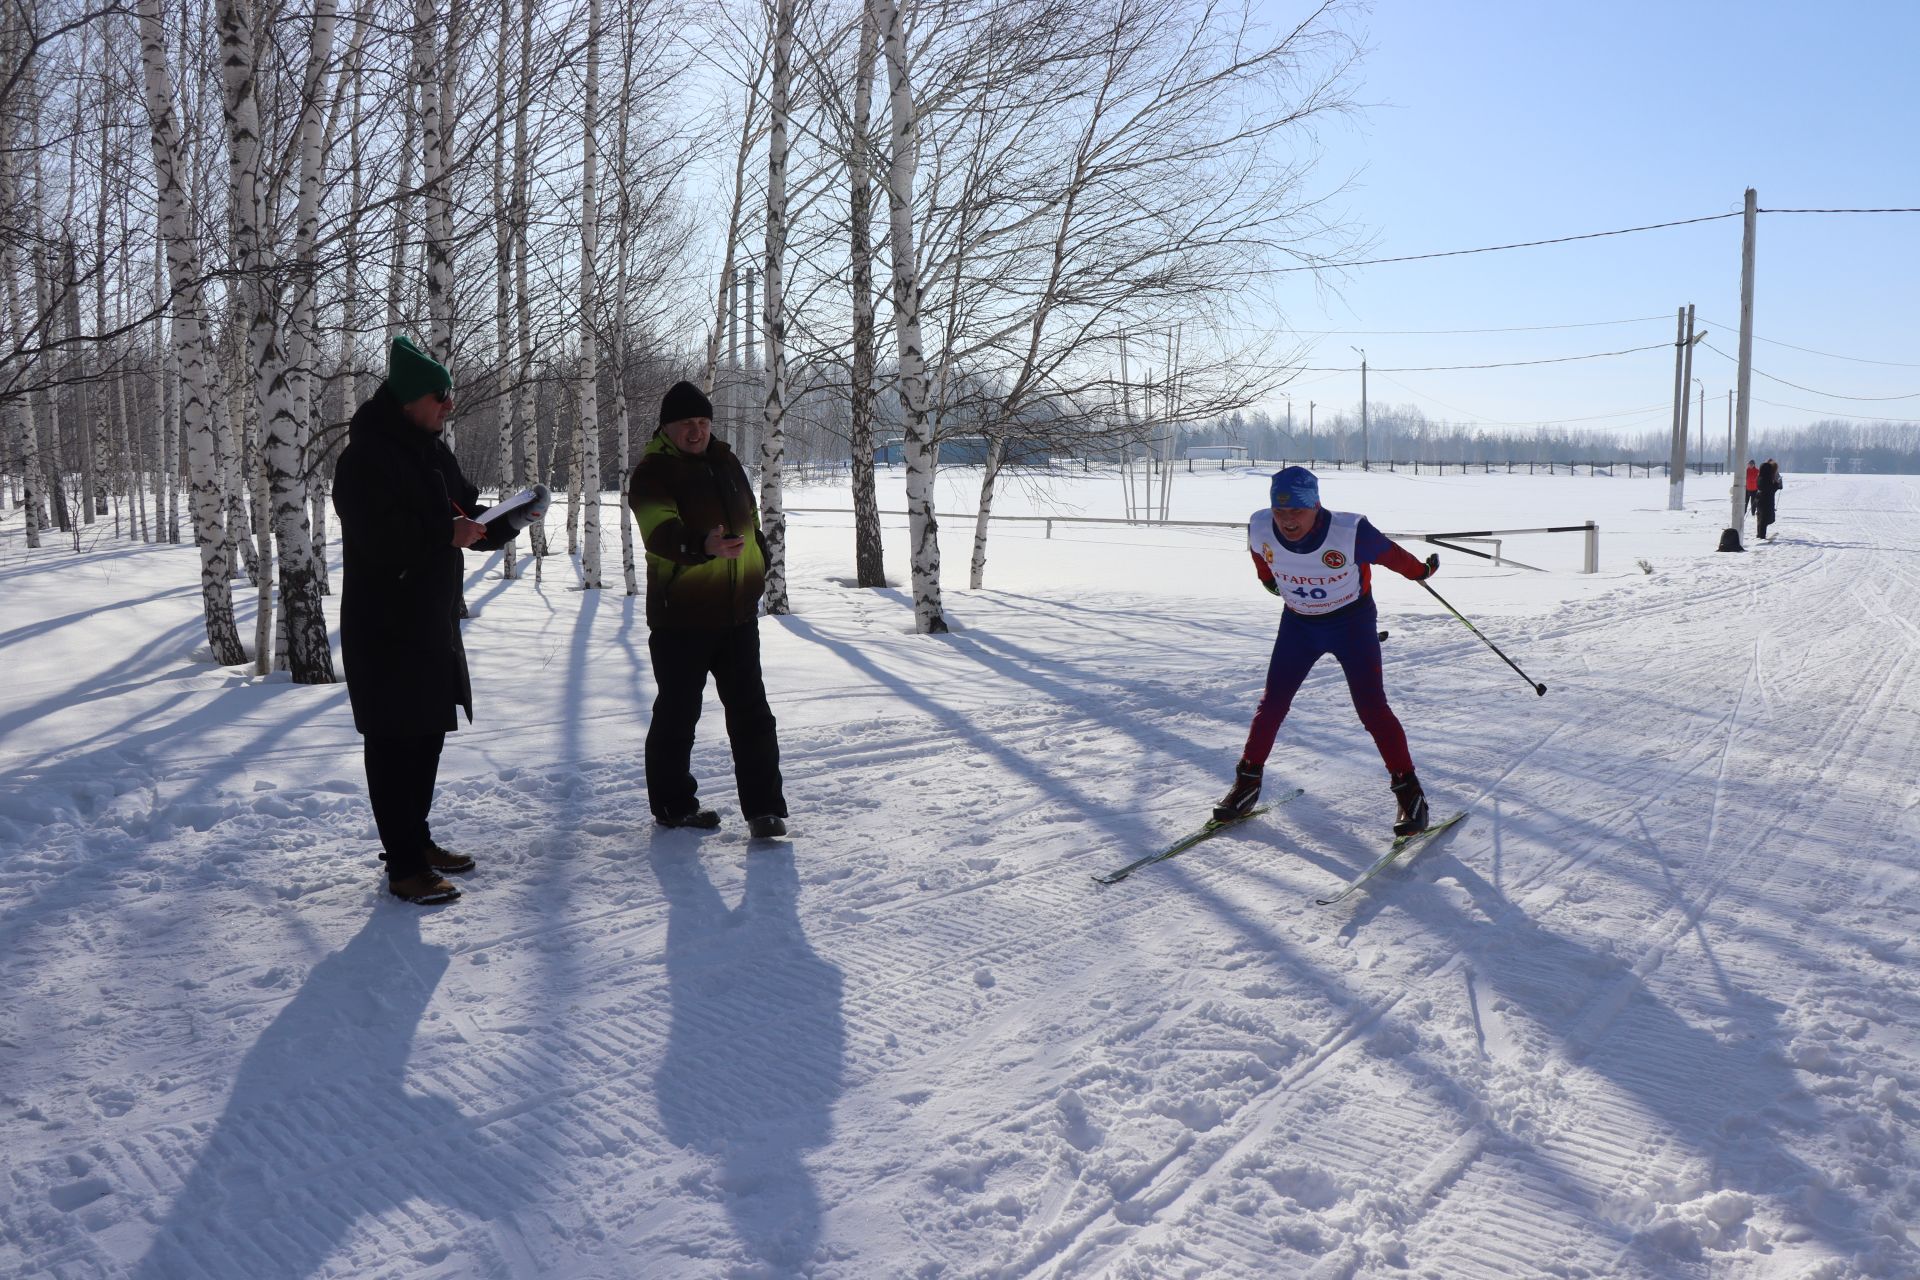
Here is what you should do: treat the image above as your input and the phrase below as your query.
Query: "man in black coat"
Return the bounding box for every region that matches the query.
[1756,458,1784,540]
[333,336,539,904]
[626,381,788,838]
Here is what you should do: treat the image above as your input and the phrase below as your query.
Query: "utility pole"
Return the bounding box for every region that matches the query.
[1721,188,1757,551]
[1308,401,1315,461]
[1351,346,1368,469]
[1667,307,1687,510]
[1696,381,1705,468]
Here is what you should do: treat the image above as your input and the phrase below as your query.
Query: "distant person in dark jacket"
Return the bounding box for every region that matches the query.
[332,335,544,904]
[1755,458,1784,539]
[627,381,788,838]
[1745,460,1759,513]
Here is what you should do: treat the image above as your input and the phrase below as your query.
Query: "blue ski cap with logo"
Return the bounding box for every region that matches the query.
[1269,465,1320,509]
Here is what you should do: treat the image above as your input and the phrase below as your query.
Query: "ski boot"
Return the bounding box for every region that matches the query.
[1390,770,1429,838]
[1213,760,1263,822]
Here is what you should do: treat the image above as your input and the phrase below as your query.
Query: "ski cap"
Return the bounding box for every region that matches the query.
[1269,465,1320,509]
[384,334,451,404]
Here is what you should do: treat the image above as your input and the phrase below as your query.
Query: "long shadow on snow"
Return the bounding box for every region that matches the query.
[649,838,845,1273]
[131,910,527,1280]
[1361,836,1886,1270]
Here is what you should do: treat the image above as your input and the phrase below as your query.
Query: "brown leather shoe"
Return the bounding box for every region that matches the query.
[389,873,461,904]
[426,843,475,874]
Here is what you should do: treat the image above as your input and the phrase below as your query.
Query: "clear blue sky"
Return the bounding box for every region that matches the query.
[1255,0,1920,443]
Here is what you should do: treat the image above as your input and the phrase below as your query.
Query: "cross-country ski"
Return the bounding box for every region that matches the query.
[1315,811,1469,906]
[1091,788,1305,885]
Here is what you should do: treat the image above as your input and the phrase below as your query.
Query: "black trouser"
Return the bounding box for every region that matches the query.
[1756,495,1776,539]
[1745,490,1758,513]
[646,621,785,821]
[363,732,446,878]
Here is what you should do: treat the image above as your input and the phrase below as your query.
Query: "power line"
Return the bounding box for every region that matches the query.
[1274,342,1671,374]
[1754,396,1920,425]
[1278,314,1669,336]
[1757,206,1920,214]
[1696,318,1920,368]
[1699,341,1920,401]
[1257,212,1742,275]
[1371,370,1670,427]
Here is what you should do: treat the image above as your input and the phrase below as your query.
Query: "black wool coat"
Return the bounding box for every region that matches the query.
[331,386,517,736]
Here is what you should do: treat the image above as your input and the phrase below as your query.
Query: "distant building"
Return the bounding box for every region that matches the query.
[1184,444,1248,461]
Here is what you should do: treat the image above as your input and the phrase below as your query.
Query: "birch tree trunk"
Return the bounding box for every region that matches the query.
[153,228,178,544]
[492,0,517,580]
[138,0,244,660]
[875,0,945,632]
[3,268,45,548]
[847,0,884,587]
[416,0,455,367]
[575,0,603,590]
[757,0,793,615]
[0,22,44,549]
[512,0,544,563]
[219,0,333,681]
[288,0,341,599]
[611,6,637,597]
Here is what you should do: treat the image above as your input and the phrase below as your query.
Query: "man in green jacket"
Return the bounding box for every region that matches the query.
[627,381,788,838]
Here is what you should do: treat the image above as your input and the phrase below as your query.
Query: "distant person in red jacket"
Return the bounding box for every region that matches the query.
[1745,460,1759,513]
[1217,466,1439,837]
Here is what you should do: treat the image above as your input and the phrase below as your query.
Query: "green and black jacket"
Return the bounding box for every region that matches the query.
[627,431,766,629]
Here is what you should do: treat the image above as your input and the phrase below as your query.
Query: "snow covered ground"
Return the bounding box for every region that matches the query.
[2,466,1917,1279]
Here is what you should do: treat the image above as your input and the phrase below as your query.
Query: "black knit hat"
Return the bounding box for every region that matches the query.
[659,380,714,426]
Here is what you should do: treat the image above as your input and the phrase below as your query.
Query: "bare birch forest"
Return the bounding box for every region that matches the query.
[0,0,1358,659]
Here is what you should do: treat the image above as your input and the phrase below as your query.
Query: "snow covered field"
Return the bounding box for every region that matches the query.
[3,466,1917,1279]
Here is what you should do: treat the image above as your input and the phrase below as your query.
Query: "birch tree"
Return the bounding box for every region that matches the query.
[758,0,794,614]
[874,0,944,632]
[492,0,518,579]
[576,0,604,590]
[844,0,884,587]
[137,0,244,662]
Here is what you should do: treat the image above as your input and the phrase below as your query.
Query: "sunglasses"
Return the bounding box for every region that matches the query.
[433,389,453,405]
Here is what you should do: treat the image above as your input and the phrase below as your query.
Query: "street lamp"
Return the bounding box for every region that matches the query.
[1351,347,1368,469]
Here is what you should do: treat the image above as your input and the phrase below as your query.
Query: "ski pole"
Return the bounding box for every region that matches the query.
[1417,578,1547,696]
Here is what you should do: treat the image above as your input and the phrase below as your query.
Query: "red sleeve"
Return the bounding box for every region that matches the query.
[1377,541,1428,581]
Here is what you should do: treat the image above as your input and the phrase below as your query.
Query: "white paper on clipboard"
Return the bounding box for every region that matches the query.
[478,487,540,525]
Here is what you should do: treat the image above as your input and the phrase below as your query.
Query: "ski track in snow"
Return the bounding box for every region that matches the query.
[1,472,1917,1279]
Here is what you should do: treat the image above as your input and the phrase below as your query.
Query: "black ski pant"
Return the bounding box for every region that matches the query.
[363,731,446,879]
[1756,494,1777,539]
[646,620,786,822]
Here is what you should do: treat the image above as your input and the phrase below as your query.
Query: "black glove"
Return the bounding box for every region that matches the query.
[1422,552,1439,579]
[505,483,552,532]
[1262,577,1282,597]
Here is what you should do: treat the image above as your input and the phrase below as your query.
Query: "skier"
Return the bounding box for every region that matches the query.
[1744,459,1759,514]
[1217,466,1439,837]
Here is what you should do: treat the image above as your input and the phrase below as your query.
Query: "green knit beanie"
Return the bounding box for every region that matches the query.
[384,334,452,404]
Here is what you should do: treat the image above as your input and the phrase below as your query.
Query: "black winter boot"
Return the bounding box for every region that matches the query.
[657,806,722,830]
[1213,760,1263,822]
[1390,770,1429,838]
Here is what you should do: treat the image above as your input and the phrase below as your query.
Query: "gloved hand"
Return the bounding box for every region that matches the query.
[1262,577,1282,597]
[1422,552,1439,579]
[505,483,552,532]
